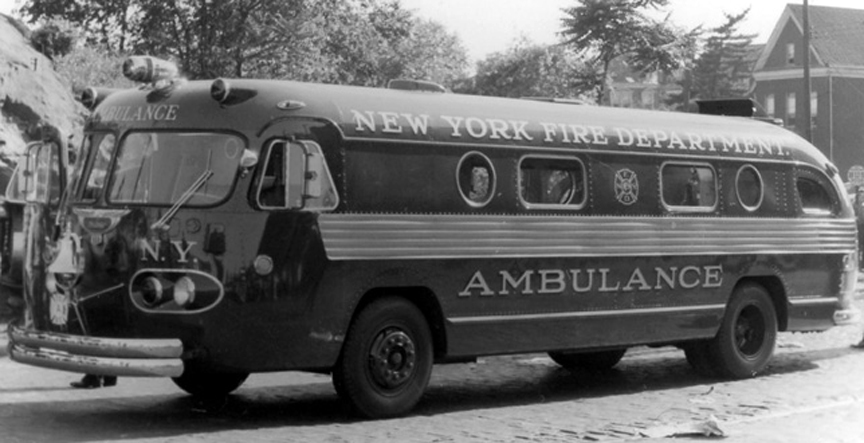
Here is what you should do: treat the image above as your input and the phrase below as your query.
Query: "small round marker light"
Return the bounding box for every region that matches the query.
[254,255,274,276]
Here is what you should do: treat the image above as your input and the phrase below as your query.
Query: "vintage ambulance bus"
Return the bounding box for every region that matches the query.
[7,57,859,418]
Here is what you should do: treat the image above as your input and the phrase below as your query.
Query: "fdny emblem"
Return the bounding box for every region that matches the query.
[614,168,638,205]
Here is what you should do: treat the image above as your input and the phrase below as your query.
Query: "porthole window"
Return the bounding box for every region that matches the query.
[457,151,496,207]
[736,165,763,211]
[661,162,717,212]
[518,156,586,209]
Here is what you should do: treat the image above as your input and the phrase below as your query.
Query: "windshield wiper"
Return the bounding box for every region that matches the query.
[150,169,214,231]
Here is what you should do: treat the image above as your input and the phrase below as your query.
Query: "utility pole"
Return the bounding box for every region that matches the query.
[803,0,813,142]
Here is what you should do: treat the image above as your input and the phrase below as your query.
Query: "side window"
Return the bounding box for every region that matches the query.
[736,165,764,211]
[797,173,836,216]
[19,142,62,206]
[82,133,115,201]
[457,151,495,208]
[519,156,585,209]
[256,140,339,211]
[257,140,288,208]
[661,163,717,211]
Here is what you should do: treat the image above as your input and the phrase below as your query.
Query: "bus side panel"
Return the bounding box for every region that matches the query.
[783,253,845,332]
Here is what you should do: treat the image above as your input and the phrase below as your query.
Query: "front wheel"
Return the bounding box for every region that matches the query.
[333,297,433,419]
[172,367,249,398]
[707,282,778,378]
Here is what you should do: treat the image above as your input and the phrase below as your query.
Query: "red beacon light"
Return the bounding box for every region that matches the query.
[122,56,179,85]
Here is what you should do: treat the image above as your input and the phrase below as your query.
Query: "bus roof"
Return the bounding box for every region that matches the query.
[90,79,829,167]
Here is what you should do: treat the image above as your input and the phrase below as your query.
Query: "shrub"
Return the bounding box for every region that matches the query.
[30,19,78,60]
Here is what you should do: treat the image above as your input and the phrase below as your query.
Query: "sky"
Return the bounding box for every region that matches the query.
[0,0,862,62]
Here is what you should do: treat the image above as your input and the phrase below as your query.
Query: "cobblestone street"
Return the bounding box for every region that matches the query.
[2,301,864,443]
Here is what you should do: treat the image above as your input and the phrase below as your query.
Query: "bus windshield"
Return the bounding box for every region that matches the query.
[106,132,243,206]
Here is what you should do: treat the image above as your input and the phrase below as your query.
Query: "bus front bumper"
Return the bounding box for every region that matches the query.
[7,323,185,377]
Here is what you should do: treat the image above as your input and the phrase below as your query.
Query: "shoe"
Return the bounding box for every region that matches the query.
[102,376,117,387]
[70,374,102,389]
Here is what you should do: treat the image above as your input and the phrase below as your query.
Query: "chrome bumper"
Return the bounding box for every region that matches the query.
[8,324,185,377]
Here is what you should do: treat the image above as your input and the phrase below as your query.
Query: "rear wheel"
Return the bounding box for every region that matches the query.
[706,283,777,378]
[333,297,433,418]
[172,366,249,398]
[548,349,627,371]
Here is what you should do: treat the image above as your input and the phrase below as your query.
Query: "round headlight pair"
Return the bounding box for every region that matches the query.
[138,275,195,308]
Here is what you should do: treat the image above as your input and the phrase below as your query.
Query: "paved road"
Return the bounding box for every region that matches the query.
[2,315,864,443]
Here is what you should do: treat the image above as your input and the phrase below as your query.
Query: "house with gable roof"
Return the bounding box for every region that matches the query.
[752,4,864,182]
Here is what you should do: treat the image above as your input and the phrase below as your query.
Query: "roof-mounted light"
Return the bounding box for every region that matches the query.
[210,78,259,106]
[79,87,120,111]
[211,78,231,103]
[122,56,178,84]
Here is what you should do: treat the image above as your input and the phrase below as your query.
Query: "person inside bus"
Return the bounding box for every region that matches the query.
[682,167,702,206]
[71,374,117,389]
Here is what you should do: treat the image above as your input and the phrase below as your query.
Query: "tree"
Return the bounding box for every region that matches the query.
[675,9,756,107]
[55,46,135,93]
[30,18,78,60]
[460,38,592,101]
[19,0,469,86]
[560,0,698,104]
[21,0,132,52]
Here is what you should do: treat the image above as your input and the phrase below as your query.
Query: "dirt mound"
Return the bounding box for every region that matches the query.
[0,13,85,163]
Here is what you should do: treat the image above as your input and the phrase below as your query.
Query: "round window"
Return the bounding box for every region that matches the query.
[736,165,763,211]
[456,151,496,207]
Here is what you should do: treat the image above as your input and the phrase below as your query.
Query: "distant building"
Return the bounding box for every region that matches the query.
[752,4,864,182]
[607,60,682,110]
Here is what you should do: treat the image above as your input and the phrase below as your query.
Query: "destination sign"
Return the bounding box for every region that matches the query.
[349,109,788,157]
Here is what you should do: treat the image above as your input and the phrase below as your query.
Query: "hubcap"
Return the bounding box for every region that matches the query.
[735,305,766,358]
[368,328,416,390]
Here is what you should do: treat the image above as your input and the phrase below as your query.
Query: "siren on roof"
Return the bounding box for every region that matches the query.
[122,56,179,84]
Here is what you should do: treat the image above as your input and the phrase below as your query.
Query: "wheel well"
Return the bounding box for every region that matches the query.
[735,276,788,331]
[352,287,447,359]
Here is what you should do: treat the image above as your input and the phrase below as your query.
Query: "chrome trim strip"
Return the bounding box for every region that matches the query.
[10,344,184,378]
[10,324,183,359]
[319,214,856,260]
[788,297,840,306]
[448,303,726,324]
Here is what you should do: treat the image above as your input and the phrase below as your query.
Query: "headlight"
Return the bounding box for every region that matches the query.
[173,276,196,307]
[141,276,164,307]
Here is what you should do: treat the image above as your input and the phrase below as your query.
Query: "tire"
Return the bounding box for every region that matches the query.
[548,349,627,371]
[172,366,249,398]
[706,282,777,379]
[333,297,433,419]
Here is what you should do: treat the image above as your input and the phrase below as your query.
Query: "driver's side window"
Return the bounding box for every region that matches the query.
[257,141,286,208]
